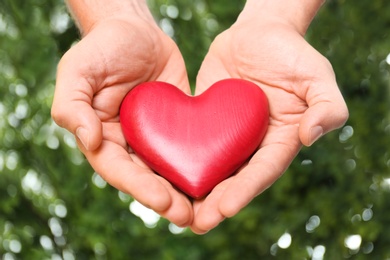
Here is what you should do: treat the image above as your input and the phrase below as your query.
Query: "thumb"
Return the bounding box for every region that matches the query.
[51,53,103,151]
[299,81,349,146]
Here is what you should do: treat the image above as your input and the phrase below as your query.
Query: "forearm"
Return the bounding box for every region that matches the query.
[65,0,153,35]
[240,0,325,35]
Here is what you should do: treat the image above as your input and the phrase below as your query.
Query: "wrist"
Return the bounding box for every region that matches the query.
[239,0,325,35]
[66,0,154,35]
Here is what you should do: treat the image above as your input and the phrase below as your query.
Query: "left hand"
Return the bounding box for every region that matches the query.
[191,14,348,234]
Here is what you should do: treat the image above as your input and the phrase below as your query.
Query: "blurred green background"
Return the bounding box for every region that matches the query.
[1,0,390,259]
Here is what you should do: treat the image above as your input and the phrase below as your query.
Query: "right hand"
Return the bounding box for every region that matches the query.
[51,13,193,227]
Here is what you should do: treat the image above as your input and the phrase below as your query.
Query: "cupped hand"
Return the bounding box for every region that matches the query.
[191,18,348,233]
[51,17,193,226]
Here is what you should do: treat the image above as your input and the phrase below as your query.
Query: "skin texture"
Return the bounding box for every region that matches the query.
[52,0,348,234]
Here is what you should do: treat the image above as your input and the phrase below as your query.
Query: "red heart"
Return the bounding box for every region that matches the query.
[119,79,269,199]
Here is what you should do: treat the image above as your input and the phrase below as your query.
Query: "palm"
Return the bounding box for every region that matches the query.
[85,20,190,149]
[78,20,188,118]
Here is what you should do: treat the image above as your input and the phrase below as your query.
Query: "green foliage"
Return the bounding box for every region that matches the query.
[1,0,390,259]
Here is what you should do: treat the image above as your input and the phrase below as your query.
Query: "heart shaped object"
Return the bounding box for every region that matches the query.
[119,79,269,199]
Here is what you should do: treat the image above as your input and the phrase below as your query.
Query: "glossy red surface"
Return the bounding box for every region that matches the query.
[119,79,269,198]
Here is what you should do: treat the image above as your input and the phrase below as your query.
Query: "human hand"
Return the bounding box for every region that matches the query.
[191,0,349,233]
[51,1,193,227]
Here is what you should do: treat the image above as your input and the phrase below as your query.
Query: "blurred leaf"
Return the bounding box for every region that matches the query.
[1,0,390,259]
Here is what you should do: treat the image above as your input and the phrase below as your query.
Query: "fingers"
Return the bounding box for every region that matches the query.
[190,182,228,234]
[83,139,193,227]
[156,180,194,227]
[220,125,300,214]
[191,125,301,233]
[299,78,349,146]
[51,49,103,151]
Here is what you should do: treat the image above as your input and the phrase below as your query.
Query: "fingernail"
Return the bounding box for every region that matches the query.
[309,126,323,146]
[76,127,90,150]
